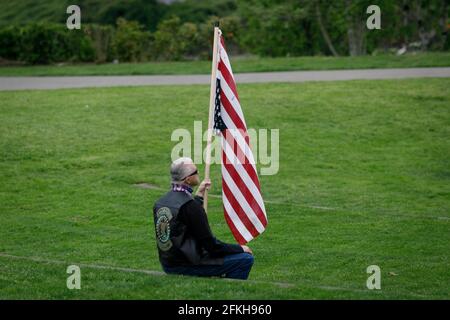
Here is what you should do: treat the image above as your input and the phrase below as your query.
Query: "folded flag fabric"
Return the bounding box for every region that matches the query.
[212,31,268,244]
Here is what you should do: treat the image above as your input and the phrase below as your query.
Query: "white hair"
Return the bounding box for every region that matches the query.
[170,157,194,183]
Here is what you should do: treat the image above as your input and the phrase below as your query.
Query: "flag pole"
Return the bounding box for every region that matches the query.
[204,22,220,214]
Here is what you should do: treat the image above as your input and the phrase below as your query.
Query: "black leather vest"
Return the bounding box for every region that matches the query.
[153,190,223,267]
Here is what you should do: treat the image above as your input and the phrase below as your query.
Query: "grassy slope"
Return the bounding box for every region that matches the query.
[0,0,68,26]
[0,79,449,299]
[0,52,449,76]
[0,0,142,27]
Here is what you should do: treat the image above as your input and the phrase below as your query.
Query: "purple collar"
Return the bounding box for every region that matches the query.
[171,183,193,195]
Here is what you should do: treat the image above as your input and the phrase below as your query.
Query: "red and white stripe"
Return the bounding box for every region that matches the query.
[216,33,268,244]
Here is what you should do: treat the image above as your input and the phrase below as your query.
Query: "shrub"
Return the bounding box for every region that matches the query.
[0,26,22,60]
[197,16,243,60]
[84,24,115,63]
[153,16,212,61]
[153,16,185,61]
[111,18,151,62]
[19,23,95,64]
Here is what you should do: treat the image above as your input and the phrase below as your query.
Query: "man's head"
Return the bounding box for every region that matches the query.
[170,157,200,186]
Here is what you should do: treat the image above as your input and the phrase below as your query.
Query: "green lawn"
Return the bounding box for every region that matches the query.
[0,79,449,299]
[0,52,449,76]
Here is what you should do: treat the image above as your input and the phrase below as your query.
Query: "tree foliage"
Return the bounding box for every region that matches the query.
[0,0,448,64]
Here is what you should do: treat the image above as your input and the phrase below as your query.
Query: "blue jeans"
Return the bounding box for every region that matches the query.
[162,253,254,280]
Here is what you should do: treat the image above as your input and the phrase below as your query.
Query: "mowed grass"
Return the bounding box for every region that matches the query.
[0,79,449,299]
[0,52,450,76]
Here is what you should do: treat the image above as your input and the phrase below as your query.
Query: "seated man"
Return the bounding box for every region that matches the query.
[153,157,254,280]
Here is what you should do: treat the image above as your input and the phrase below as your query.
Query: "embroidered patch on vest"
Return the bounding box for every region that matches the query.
[156,207,173,251]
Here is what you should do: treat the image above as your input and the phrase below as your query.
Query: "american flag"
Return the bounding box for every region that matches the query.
[213,32,268,244]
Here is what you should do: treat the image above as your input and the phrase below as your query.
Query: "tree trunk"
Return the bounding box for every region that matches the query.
[402,0,409,46]
[315,2,339,56]
[438,1,449,50]
[345,0,366,56]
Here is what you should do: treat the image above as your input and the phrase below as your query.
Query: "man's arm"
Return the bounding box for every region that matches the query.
[179,198,244,256]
